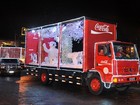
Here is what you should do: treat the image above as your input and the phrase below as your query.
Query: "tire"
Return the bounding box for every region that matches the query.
[40,71,52,85]
[87,75,104,95]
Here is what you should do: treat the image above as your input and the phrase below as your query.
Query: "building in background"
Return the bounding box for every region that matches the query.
[18,27,26,48]
[0,40,15,47]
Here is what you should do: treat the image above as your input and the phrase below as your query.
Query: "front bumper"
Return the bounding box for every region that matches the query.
[112,75,140,83]
[0,65,21,75]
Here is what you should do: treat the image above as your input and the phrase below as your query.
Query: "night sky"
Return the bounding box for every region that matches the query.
[0,1,140,50]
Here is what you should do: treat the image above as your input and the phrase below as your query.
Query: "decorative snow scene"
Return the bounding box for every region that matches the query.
[61,20,84,68]
[40,19,84,68]
[26,18,84,68]
[41,25,59,66]
[0,47,21,59]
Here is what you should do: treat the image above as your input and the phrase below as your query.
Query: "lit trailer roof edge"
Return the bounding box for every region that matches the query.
[27,16,86,31]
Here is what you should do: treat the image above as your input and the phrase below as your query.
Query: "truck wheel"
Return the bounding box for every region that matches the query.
[87,75,104,95]
[40,71,52,85]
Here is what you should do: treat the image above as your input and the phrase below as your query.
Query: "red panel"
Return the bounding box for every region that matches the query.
[83,19,117,72]
[25,31,39,65]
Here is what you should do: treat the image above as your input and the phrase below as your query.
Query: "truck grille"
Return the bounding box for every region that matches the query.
[115,60,138,75]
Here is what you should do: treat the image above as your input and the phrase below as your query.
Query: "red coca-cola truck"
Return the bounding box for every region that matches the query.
[25,16,140,95]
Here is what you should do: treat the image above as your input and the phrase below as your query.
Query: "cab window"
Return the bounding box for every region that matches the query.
[98,44,111,56]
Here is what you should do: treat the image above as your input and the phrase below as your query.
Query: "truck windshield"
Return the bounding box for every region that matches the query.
[113,42,139,59]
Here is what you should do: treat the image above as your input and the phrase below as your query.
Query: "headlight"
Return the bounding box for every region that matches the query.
[0,65,6,69]
[18,65,21,68]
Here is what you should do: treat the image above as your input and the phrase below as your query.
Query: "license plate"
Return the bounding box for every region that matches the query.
[129,77,135,81]
[9,71,14,74]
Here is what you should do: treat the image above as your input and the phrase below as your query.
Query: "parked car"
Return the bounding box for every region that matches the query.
[0,59,22,76]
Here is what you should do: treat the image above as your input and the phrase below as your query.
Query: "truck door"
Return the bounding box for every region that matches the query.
[95,43,112,76]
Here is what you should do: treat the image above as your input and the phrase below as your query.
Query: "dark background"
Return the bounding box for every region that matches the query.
[0,1,139,51]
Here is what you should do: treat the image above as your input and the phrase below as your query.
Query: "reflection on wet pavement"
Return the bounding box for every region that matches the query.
[0,74,140,105]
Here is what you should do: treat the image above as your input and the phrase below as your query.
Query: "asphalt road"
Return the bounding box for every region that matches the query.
[0,71,140,105]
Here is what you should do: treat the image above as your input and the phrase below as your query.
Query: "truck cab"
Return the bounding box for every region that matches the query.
[89,40,140,94]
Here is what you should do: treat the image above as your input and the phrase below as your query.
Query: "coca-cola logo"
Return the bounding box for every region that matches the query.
[91,23,112,35]
[95,23,109,32]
